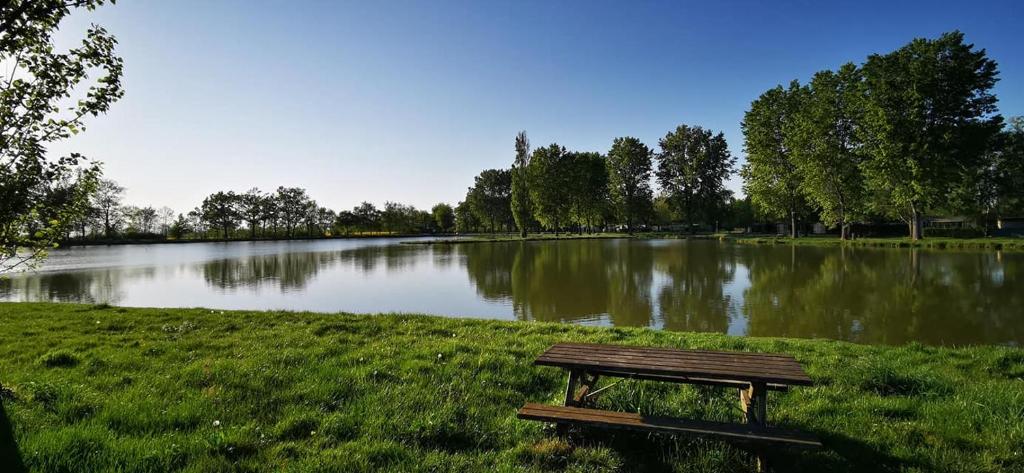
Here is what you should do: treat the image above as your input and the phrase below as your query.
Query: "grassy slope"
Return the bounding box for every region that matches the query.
[0,303,1022,473]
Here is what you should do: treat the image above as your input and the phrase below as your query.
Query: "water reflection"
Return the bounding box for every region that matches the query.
[1,239,1021,346]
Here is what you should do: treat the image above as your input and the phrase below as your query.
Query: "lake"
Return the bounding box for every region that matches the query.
[1,237,1021,346]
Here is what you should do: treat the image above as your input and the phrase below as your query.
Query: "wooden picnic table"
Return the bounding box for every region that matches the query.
[517,342,821,471]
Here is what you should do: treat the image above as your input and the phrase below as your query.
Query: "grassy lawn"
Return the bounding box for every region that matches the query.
[729,235,1024,251]
[1,303,1022,472]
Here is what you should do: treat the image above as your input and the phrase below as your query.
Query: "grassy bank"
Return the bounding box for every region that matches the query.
[401,233,634,245]
[730,235,1024,251]
[1,303,1022,472]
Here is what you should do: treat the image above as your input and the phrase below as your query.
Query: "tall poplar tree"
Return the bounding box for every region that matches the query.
[510,131,533,237]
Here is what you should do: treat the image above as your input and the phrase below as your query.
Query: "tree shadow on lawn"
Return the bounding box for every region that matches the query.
[0,397,28,473]
[569,427,909,472]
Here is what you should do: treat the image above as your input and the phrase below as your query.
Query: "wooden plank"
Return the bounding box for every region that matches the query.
[536,344,813,386]
[539,349,809,376]
[542,345,808,372]
[554,342,799,360]
[537,355,812,386]
[517,403,821,448]
[546,343,803,364]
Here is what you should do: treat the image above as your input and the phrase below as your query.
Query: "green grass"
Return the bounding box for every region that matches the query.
[1,303,1022,472]
[402,233,635,245]
[730,235,1024,251]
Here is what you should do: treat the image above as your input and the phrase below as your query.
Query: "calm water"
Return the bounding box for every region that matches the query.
[1,237,1021,346]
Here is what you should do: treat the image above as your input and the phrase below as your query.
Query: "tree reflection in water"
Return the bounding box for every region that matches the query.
[2,239,1021,346]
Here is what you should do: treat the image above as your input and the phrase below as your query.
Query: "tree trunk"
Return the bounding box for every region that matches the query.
[910,205,923,241]
[789,210,797,239]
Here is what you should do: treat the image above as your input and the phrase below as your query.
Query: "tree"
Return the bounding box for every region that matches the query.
[275,187,311,237]
[988,117,1024,217]
[93,179,124,238]
[656,124,735,232]
[454,200,480,233]
[787,64,865,239]
[431,203,455,233]
[568,151,609,231]
[168,213,190,239]
[467,169,512,233]
[351,202,380,233]
[1,0,123,272]
[527,144,573,234]
[157,206,175,236]
[135,206,157,233]
[607,137,654,232]
[238,187,265,238]
[200,191,240,239]
[859,31,1001,240]
[510,131,534,237]
[741,82,809,238]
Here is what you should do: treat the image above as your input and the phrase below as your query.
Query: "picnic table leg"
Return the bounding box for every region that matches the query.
[740,382,769,472]
[557,370,582,436]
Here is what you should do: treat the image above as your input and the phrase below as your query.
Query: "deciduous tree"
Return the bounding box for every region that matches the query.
[607,137,653,232]
[657,125,735,232]
[527,144,573,234]
[741,82,808,238]
[1,0,123,271]
[787,64,865,239]
[859,31,1001,240]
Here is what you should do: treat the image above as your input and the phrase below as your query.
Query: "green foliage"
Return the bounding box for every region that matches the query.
[858,31,1001,238]
[0,0,123,272]
[454,200,480,233]
[986,117,1024,216]
[740,82,809,237]
[431,203,455,233]
[656,125,735,231]
[527,144,574,232]
[567,151,609,230]
[511,131,535,237]
[787,64,866,239]
[606,137,654,232]
[1,302,1023,472]
[467,169,513,233]
[200,191,241,239]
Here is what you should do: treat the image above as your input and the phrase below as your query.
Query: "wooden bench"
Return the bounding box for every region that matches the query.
[518,343,821,471]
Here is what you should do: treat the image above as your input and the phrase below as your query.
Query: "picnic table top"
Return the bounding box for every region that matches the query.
[535,342,813,386]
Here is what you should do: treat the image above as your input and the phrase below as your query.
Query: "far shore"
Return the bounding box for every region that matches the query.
[54,231,1023,252]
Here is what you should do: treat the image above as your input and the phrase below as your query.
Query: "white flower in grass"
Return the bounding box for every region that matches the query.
[437,353,443,359]
[213,420,221,427]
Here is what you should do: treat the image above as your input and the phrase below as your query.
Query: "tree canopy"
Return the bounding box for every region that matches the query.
[1,0,123,271]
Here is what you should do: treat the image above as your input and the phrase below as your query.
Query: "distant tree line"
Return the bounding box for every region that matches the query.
[741,31,1024,240]
[65,184,458,242]
[457,125,742,235]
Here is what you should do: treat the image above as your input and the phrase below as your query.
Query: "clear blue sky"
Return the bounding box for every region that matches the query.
[51,0,1024,213]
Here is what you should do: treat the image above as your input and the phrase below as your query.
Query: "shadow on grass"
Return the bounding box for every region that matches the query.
[568,427,909,472]
[775,431,910,472]
[0,398,27,473]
